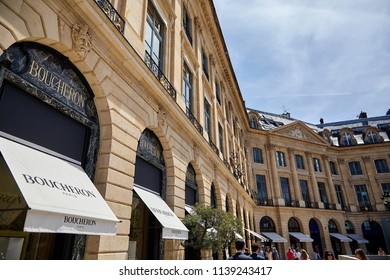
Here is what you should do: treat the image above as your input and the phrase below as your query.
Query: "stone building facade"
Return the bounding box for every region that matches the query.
[0,0,388,260]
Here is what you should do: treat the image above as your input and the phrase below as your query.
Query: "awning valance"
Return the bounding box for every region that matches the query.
[330,233,352,242]
[133,185,188,240]
[0,137,118,235]
[347,234,369,244]
[289,232,313,242]
[261,232,287,243]
[245,228,269,242]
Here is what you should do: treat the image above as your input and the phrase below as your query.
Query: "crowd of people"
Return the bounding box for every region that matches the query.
[227,240,383,260]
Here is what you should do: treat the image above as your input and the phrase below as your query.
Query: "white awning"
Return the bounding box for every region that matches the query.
[347,234,369,244]
[261,232,288,243]
[330,233,353,242]
[245,228,269,242]
[235,232,244,240]
[289,232,313,242]
[0,137,118,235]
[133,185,188,240]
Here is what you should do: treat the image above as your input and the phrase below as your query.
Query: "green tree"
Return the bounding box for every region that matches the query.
[182,204,243,254]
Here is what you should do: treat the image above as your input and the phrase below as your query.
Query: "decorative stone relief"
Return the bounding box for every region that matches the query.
[158,106,167,128]
[282,126,316,142]
[72,23,92,59]
[193,143,199,161]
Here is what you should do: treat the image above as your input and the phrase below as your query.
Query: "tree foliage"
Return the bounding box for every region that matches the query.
[182,204,243,252]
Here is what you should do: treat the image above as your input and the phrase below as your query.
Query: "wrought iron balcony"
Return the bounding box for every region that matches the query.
[208,140,219,156]
[95,0,125,34]
[285,200,300,207]
[359,203,375,212]
[144,52,177,100]
[185,108,203,134]
[305,201,319,209]
[222,157,231,170]
[257,199,274,206]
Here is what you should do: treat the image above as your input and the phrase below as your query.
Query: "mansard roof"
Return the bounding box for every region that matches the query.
[247,108,390,147]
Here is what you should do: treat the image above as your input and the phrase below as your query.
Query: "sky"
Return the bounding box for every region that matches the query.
[213,0,390,124]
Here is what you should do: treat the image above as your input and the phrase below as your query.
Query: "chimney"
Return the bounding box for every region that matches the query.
[282,112,291,119]
[358,111,367,119]
[320,118,324,124]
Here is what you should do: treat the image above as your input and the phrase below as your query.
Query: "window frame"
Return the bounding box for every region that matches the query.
[183,5,192,45]
[256,174,268,200]
[253,147,263,164]
[295,154,305,170]
[349,161,363,175]
[145,1,165,69]
[374,159,389,173]
[313,157,322,172]
[276,151,286,167]
[183,62,193,112]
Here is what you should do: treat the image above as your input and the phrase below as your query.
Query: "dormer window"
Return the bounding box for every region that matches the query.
[249,115,258,128]
[339,129,357,146]
[343,132,353,145]
[363,128,383,144]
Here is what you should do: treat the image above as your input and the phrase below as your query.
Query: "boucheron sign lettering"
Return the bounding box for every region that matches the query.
[0,43,95,119]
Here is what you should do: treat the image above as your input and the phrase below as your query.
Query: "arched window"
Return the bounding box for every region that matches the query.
[363,128,383,144]
[328,219,338,233]
[135,128,165,195]
[185,163,198,206]
[260,216,275,232]
[339,129,357,146]
[288,217,300,232]
[345,220,354,234]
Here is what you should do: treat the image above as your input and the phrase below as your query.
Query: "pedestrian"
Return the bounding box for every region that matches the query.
[227,240,252,260]
[250,244,264,260]
[300,249,310,260]
[286,247,294,260]
[258,245,265,259]
[271,246,280,260]
[324,250,335,260]
[354,248,368,260]
[378,247,386,256]
[312,245,322,260]
[295,246,301,260]
[265,246,273,260]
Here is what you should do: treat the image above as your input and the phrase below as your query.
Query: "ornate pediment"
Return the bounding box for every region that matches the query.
[272,122,328,144]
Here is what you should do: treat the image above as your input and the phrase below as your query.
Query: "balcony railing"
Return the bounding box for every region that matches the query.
[305,201,319,209]
[186,108,203,134]
[222,157,231,170]
[285,200,300,207]
[208,140,219,156]
[95,0,125,34]
[257,199,274,206]
[144,52,177,100]
[359,203,375,212]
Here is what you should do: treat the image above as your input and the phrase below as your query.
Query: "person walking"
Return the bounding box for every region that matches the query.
[295,247,301,260]
[378,247,386,256]
[300,249,310,260]
[265,246,273,260]
[271,246,280,260]
[286,247,294,260]
[250,244,265,260]
[312,245,322,260]
[227,240,252,260]
[324,250,335,260]
[354,249,368,260]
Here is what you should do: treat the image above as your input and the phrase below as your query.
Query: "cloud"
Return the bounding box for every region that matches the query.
[214,0,390,123]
